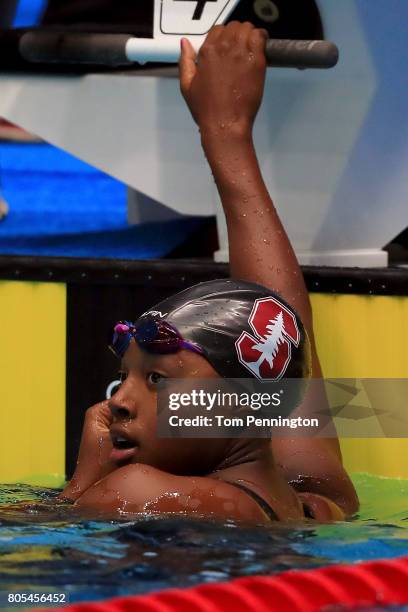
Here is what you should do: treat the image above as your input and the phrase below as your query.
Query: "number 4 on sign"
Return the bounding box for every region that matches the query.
[157,0,240,38]
[174,0,218,20]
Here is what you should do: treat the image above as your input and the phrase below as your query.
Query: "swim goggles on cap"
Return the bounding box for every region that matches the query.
[109,318,204,358]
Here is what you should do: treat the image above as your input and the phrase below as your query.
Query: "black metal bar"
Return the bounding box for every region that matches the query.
[265,39,338,69]
[0,256,407,296]
[20,31,133,66]
[0,28,338,70]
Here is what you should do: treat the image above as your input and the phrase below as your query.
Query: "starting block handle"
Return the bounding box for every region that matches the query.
[20,32,133,67]
[265,39,338,69]
[19,31,339,70]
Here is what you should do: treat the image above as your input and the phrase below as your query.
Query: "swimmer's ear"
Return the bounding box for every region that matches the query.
[179,38,197,96]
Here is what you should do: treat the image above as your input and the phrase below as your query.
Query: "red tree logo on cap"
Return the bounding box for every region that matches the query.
[235,297,300,380]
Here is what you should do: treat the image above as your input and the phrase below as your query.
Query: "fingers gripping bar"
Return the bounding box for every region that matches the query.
[19,31,339,69]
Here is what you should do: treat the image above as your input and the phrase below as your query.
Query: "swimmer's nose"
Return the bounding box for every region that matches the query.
[108,400,132,421]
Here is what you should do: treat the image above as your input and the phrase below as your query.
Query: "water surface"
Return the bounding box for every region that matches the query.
[0,474,407,608]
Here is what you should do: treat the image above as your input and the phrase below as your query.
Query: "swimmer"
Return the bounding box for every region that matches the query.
[61,22,358,522]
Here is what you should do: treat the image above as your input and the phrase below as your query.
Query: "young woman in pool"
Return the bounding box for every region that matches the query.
[61,22,358,522]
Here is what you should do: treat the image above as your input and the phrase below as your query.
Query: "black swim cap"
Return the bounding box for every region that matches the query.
[137,279,311,382]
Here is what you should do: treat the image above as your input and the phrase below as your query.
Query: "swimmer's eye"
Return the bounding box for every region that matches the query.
[147,371,165,386]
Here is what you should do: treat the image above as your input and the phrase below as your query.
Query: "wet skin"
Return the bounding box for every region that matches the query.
[73,340,304,522]
[63,21,358,519]
[179,22,358,514]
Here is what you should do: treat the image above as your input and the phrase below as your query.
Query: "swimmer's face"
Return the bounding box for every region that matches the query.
[108,339,230,475]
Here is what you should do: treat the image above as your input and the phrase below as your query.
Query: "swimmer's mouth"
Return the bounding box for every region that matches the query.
[110,431,138,462]
[112,436,135,450]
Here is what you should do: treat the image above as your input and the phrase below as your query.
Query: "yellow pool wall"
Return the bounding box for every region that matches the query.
[0,281,66,486]
[312,293,408,479]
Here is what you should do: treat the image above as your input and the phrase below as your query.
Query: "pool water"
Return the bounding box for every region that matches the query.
[0,474,408,609]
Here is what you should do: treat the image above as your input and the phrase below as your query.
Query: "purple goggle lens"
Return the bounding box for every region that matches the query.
[109,318,204,358]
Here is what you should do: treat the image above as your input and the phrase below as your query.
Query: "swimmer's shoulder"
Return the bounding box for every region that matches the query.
[74,463,274,523]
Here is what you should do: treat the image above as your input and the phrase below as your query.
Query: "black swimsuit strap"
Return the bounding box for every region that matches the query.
[226,481,279,521]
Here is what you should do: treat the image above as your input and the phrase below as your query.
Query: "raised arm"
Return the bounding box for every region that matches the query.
[179,22,358,514]
[180,23,312,328]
